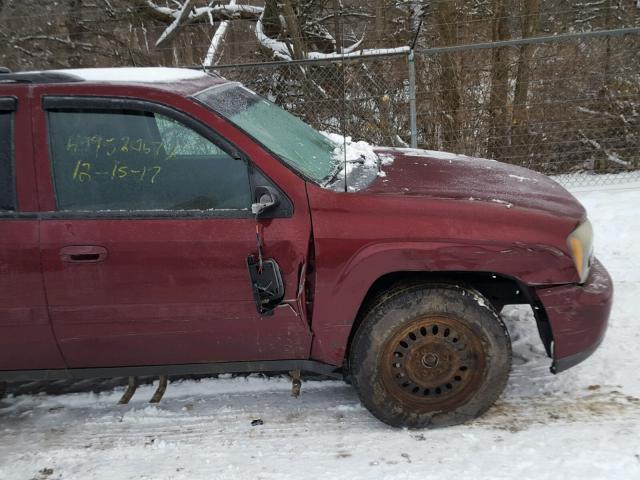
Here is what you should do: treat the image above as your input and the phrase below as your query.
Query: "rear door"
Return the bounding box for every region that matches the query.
[34,92,312,368]
[0,91,65,371]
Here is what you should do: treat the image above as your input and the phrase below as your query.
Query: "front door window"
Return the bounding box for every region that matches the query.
[47,108,251,212]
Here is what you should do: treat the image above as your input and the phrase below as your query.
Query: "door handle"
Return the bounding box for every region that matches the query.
[60,245,108,263]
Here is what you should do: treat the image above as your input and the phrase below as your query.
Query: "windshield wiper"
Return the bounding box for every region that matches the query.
[321,155,367,188]
[321,165,343,188]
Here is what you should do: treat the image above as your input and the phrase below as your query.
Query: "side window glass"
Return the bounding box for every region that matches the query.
[47,108,251,212]
[155,115,225,156]
[0,109,14,211]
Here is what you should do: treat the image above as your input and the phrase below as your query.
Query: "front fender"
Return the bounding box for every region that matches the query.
[309,240,575,365]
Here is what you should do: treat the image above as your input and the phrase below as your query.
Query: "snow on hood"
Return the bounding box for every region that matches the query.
[393,147,476,162]
[50,67,210,83]
[365,147,586,220]
[313,139,572,212]
[322,132,379,169]
[321,132,390,191]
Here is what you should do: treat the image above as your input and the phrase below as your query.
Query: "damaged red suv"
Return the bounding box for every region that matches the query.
[0,68,612,428]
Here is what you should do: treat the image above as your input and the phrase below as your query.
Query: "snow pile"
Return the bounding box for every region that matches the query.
[323,132,379,169]
[397,147,473,161]
[377,153,395,166]
[321,132,388,190]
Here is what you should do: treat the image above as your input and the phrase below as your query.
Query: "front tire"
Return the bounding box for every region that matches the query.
[349,283,511,428]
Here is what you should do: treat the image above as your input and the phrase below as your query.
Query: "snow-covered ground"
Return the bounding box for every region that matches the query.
[1,182,639,480]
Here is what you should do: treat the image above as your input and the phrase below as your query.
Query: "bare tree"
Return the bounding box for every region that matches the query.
[332,0,343,53]
[66,0,84,67]
[281,0,307,60]
[433,0,463,151]
[487,0,511,161]
[510,0,541,165]
[375,0,386,45]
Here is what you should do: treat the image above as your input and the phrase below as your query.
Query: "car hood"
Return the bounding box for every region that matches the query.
[368,148,586,221]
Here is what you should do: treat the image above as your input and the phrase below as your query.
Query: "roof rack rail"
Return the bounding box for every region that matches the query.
[0,71,83,84]
[0,67,11,74]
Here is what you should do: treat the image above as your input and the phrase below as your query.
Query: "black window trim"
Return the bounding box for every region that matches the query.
[0,96,17,112]
[42,95,292,219]
[0,97,17,212]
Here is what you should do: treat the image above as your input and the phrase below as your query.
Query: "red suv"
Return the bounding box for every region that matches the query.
[0,68,612,428]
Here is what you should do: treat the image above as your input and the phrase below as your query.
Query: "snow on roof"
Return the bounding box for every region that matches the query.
[49,67,210,83]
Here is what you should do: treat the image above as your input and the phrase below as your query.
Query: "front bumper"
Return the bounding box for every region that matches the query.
[534,258,613,373]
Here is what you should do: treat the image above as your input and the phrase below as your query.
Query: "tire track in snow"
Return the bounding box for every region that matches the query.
[2,380,638,455]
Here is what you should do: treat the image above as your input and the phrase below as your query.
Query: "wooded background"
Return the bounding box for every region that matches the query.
[1,1,639,182]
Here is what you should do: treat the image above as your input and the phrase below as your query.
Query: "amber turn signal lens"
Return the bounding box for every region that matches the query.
[567,220,593,284]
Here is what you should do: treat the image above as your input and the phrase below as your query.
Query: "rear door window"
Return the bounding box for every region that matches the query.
[47,107,251,212]
[0,100,15,211]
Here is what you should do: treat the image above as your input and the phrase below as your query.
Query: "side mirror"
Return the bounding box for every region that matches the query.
[251,186,280,217]
[246,256,285,316]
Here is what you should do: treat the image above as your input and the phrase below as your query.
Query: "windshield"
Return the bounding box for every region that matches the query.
[195,84,339,183]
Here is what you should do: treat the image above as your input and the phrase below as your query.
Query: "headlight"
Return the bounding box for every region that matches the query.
[567,219,594,284]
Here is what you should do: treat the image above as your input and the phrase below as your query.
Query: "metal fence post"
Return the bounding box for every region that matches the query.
[341,57,348,192]
[408,49,417,148]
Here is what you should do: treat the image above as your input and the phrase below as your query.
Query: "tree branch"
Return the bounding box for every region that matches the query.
[155,0,193,47]
[144,0,263,24]
[203,0,236,66]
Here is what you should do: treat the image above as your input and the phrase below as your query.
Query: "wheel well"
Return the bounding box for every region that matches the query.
[344,271,550,367]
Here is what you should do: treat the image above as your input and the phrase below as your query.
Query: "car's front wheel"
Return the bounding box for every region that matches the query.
[349,283,511,428]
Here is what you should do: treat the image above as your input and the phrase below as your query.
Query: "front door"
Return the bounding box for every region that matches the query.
[36,95,312,368]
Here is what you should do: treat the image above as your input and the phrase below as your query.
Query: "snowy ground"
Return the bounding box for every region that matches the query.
[1,182,640,480]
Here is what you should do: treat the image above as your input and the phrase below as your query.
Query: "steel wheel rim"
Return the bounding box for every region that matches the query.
[381,315,487,412]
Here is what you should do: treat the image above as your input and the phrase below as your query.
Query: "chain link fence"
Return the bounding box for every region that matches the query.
[213,28,640,189]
